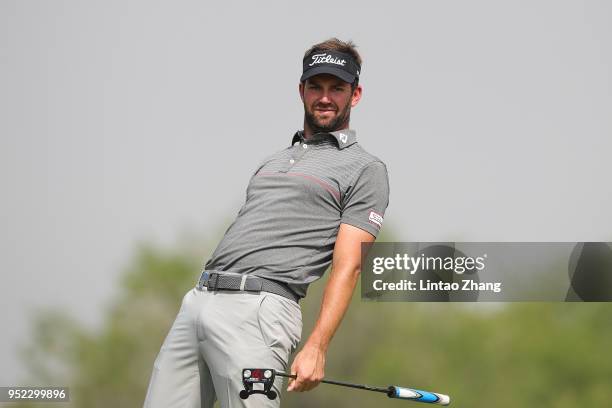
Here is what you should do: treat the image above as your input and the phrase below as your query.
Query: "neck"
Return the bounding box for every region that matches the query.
[303,120,350,139]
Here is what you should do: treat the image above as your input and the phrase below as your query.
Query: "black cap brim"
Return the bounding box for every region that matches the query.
[300,65,356,84]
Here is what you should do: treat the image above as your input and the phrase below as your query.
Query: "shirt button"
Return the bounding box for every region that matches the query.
[289,159,295,164]
[303,144,308,149]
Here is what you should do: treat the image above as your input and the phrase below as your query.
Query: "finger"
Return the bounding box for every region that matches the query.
[287,372,301,391]
[303,380,316,392]
[288,381,302,392]
[292,376,306,392]
[302,376,319,392]
[303,376,322,392]
[294,370,316,391]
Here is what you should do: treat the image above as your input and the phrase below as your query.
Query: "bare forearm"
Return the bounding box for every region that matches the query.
[305,264,360,352]
[287,223,374,392]
[286,266,359,391]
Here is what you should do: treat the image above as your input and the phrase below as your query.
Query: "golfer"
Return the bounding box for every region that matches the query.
[144,38,390,407]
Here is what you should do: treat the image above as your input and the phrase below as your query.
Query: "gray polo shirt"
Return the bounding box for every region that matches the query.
[204,129,389,298]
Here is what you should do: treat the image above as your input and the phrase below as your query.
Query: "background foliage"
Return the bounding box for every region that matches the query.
[7,230,612,407]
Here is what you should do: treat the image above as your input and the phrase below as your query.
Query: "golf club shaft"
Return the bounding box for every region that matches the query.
[276,371,450,405]
[276,371,388,393]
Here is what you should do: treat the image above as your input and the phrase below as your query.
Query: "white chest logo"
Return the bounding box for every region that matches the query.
[339,133,348,143]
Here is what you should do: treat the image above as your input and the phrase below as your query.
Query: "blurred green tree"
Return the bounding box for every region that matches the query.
[13,241,202,408]
[10,230,612,408]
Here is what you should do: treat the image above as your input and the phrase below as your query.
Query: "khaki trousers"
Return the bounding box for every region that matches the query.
[144,287,302,407]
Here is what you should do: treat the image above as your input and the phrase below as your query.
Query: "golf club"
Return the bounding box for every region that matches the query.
[240,368,450,405]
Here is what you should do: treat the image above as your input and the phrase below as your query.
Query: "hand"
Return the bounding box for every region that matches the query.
[286,344,326,392]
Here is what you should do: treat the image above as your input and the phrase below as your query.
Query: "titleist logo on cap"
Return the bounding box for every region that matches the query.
[308,53,347,67]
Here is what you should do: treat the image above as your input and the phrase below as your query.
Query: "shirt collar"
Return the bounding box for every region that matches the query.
[291,129,357,149]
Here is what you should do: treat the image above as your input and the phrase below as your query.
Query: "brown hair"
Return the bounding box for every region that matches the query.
[303,38,362,67]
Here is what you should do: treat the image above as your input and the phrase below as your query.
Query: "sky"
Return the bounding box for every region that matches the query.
[1,0,611,386]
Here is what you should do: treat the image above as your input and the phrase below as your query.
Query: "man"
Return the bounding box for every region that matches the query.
[144,38,390,407]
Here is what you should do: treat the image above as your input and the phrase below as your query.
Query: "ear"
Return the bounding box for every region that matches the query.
[351,84,363,108]
[299,82,305,102]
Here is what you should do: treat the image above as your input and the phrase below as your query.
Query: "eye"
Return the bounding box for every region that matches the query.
[334,86,345,92]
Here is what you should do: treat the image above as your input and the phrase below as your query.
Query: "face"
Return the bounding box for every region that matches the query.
[299,74,362,134]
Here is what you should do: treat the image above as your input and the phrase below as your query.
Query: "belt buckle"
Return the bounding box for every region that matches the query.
[196,271,208,290]
[207,272,219,290]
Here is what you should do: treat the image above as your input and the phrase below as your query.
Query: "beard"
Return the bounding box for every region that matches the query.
[304,99,352,134]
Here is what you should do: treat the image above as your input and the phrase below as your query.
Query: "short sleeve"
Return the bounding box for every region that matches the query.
[340,161,390,237]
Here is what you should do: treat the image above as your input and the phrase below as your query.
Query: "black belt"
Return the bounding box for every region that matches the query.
[197,271,299,303]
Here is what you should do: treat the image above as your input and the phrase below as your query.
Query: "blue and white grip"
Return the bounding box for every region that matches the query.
[388,386,450,405]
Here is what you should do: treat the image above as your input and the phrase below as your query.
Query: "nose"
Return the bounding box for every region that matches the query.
[318,91,332,104]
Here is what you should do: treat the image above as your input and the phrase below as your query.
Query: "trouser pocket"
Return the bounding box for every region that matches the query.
[257,294,302,360]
